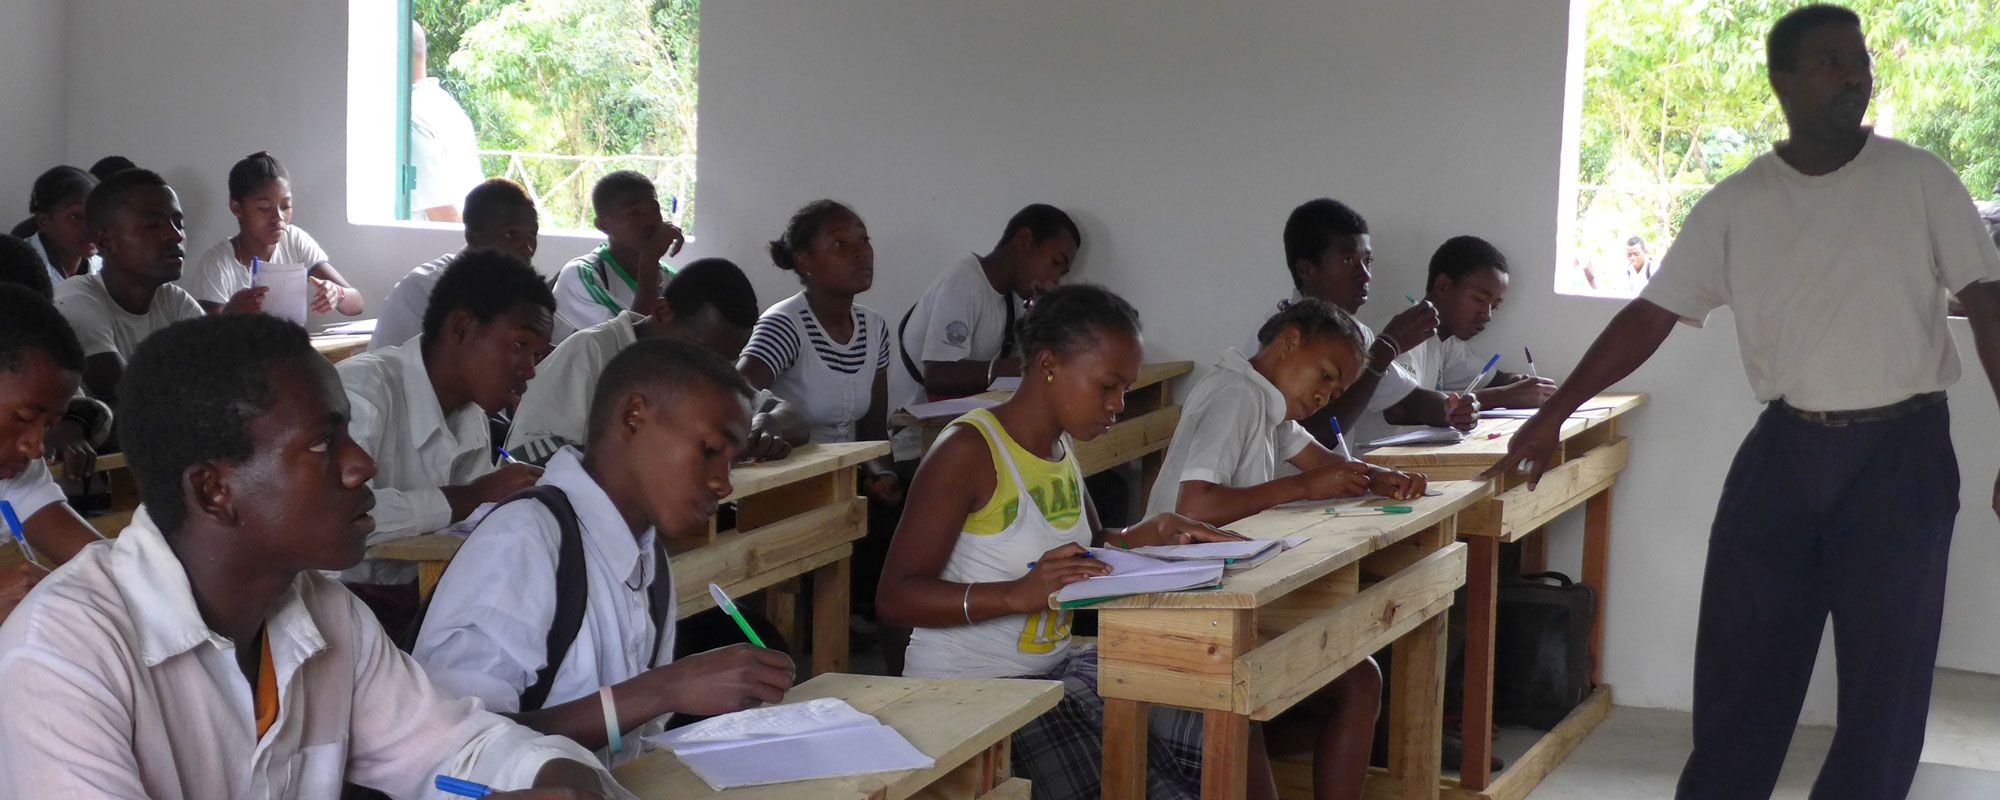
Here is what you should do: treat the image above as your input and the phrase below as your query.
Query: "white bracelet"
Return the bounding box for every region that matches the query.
[962,583,974,624]
[599,686,622,754]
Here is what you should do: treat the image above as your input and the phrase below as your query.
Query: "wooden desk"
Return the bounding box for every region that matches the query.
[367,441,887,676]
[614,673,1058,799]
[311,333,371,363]
[891,360,1192,498]
[1094,481,1487,800]
[1363,392,1646,800]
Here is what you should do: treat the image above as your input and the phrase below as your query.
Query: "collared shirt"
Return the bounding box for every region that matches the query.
[369,253,456,352]
[413,448,674,765]
[27,230,100,289]
[1641,133,2000,412]
[335,339,499,584]
[1249,295,1423,448]
[1145,348,1318,517]
[508,311,645,464]
[553,244,671,344]
[0,507,628,800]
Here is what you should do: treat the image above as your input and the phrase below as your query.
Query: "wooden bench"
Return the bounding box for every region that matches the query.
[613,673,1058,799]
[1362,392,1646,800]
[1092,480,1490,799]
[366,441,887,677]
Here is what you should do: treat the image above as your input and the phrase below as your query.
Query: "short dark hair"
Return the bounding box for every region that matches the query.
[1426,235,1510,285]
[590,170,656,217]
[119,313,312,535]
[995,203,1082,251]
[420,248,556,343]
[462,178,537,233]
[86,168,171,232]
[29,166,96,215]
[1768,4,1862,73]
[767,199,857,272]
[1283,198,1370,289]
[664,258,758,330]
[1626,235,1647,250]
[1255,297,1366,357]
[1016,283,1141,358]
[586,336,754,447]
[227,151,289,201]
[0,236,53,299]
[88,156,138,182]
[0,284,84,374]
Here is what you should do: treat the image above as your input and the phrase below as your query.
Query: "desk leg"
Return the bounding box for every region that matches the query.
[1460,535,1500,791]
[1201,710,1250,800]
[1584,489,1612,685]
[767,579,801,658]
[811,557,851,676]
[1103,698,1150,800]
[1388,613,1447,800]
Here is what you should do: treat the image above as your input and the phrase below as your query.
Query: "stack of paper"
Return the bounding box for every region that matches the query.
[644,698,934,789]
[319,319,378,336]
[1367,428,1465,448]
[254,262,311,325]
[1131,536,1307,572]
[1053,547,1224,605]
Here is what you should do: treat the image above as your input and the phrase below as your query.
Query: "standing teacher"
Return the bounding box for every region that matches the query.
[1491,5,2000,799]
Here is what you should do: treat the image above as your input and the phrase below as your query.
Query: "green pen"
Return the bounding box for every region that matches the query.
[1405,294,1419,305]
[707,583,768,648]
[1326,505,1415,517]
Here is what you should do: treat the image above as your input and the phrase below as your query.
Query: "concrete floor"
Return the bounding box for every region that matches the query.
[1526,669,2000,798]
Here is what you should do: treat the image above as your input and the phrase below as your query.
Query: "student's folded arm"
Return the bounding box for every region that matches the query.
[25,501,102,564]
[919,360,996,397]
[371,486,454,544]
[309,263,365,315]
[0,648,151,798]
[876,428,1001,628]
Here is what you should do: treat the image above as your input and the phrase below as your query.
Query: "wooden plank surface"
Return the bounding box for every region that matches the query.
[726,442,887,501]
[892,361,1194,427]
[310,334,371,363]
[1074,405,1180,477]
[1365,392,1645,472]
[1454,439,1628,543]
[1081,480,1489,611]
[612,674,1061,800]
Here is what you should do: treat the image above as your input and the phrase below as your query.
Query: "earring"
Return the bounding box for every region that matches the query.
[1045,372,1055,384]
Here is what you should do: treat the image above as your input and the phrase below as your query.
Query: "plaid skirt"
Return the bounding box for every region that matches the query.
[1011,645,1204,800]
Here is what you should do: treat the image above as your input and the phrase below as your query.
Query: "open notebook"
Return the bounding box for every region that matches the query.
[1051,547,1225,607]
[644,698,933,789]
[1130,536,1308,572]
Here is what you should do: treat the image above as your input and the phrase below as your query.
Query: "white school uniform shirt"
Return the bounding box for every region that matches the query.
[0,506,628,800]
[1249,295,1423,449]
[742,293,892,444]
[413,448,673,766]
[27,230,100,289]
[1399,336,1486,394]
[335,339,500,585]
[889,255,1022,459]
[1640,133,2000,412]
[178,227,333,307]
[508,311,645,464]
[1144,348,1319,517]
[54,273,206,361]
[410,77,488,215]
[369,253,456,351]
[1,458,67,523]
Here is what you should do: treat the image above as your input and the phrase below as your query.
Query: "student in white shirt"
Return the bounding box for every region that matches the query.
[417,337,796,763]
[509,258,807,465]
[336,250,549,628]
[890,204,1081,459]
[372,178,542,351]
[0,243,116,486]
[1148,299,1425,800]
[0,312,627,799]
[180,151,364,316]
[18,166,101,287]
[553,171,685,343]
[1399,236,1555,408]
[0,286,102,569]
[54,169,206,407]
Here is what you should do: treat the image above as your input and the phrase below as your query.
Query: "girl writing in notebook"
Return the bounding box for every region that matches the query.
[877,284,1247,800]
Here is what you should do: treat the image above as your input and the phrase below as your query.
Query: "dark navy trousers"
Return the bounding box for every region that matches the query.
[1676,400,1958,799]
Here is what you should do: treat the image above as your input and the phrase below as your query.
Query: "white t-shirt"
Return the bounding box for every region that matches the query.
[742,293,892,444]
[53,274,206,361]
[889,255,1021,458]
[1145,349,1318,517]
[370,253,456,351]
[177,227,332,307]
[413,449,673,765]
[0,459,67,526]
[26,231,100,290]
[1640,133,2000,412]
[409,77,487,214]
[1400,336,1486,394]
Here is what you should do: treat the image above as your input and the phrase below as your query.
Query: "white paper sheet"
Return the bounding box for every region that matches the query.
[900,395,1001,420]
[986,376,1022,392]
[1366,428,1465,448]
[253,261,311,325]
[645,698,934,790]
[319,319,377,335]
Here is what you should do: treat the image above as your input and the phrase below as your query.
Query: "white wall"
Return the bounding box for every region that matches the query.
[0,0,69,221]
[49,0,2000,723]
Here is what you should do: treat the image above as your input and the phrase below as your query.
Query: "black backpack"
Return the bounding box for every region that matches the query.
[1492,571,1597,730]
[401,485,674,712]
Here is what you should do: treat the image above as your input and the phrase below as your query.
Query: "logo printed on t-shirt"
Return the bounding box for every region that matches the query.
[945,321,970,346]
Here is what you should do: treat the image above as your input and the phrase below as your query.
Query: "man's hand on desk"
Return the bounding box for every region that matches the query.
[1481,405,1567,488]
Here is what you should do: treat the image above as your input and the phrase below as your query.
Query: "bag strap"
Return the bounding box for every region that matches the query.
[646,541,673,666]
[516,485,587,713]
[1518,571,1575,587]
[896,305,926,388]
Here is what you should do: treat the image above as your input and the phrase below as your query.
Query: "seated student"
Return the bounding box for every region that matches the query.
[181,151,363,316]
[1404,236,1555,409]
[0,239,112,487]
[553,171,685,343]
[416,337,798,762]
[371,178,541,351]
[1262,199,1472,448]
[889,203,1081,459]
[1148,298,1426,800]
[335,250,548,627]
[509,258,807,465]
[0,285,104,566]
[880,284,1250,800]
[17,166,101,287]
[53,169,206,407]
[0,312,627,798]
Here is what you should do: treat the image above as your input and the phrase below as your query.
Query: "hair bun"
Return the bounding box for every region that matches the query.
[767,238,797,271]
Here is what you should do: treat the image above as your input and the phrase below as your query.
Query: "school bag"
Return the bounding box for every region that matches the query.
[1492,571,1597,730]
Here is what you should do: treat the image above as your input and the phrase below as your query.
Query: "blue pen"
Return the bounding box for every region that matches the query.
[497,446,516,463]
[435,775,494,797]
[1028,551,1097,568]
[1466,353,1503,392]
[0,500,41,570]
[251,256,259,278]
[1330,418,1355,461]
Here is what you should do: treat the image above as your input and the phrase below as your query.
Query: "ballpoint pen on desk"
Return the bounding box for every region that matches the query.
[434,775,494,798]
[1330,417,1355,461]
[1327,506,1413,517]
[0,500,44,570]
